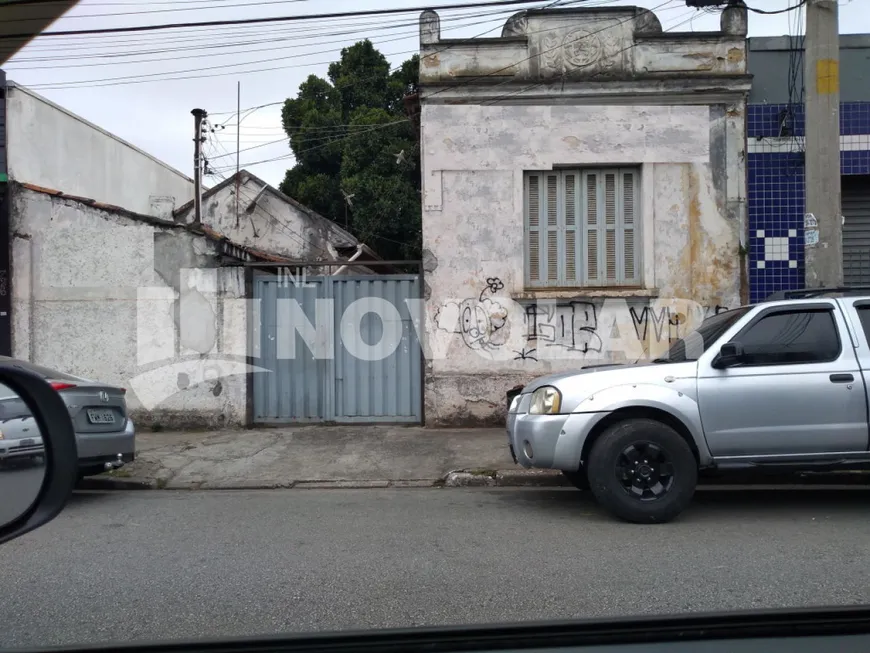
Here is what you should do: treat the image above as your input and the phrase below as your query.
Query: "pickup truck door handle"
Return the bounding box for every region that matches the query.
[830,373,854,383]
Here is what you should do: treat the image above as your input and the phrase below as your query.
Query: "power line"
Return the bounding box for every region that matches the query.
[211,120,410,172]
[746,0,807,15]
[9,4,512,60]
[0,0,576,39]
[10,0,270,6]
[3,0,313,22]
[8,7,514,69]
[20,0,598,89]
[213,1,690,172]
[12,4,523,86]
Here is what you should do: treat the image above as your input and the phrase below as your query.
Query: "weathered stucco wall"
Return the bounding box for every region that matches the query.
[5,83,194,218]
[422,104,745,425]
[11,186,248,429]
[175,173,359,262]
[418,4,750,426]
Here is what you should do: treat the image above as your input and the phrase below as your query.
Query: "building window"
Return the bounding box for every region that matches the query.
[524,168,640,288]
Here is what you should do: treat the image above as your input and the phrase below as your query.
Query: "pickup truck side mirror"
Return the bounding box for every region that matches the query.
[713,342,745,369]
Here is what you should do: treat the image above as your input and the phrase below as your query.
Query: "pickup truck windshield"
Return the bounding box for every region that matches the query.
[655,306,752,363]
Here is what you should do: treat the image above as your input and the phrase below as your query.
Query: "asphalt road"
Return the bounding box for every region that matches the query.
[0,461,44,525]
[2,487,870,649]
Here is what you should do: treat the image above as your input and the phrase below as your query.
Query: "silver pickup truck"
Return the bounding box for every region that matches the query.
[506,289,870,524]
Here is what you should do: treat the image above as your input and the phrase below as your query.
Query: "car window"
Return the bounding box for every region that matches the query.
[0,383,18,400]
[856,306,870,345]
[732,309,840,366]
[658,306,752,363]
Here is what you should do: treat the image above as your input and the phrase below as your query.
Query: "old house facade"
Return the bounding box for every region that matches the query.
[418,5,750,425]
[1,80,393,428]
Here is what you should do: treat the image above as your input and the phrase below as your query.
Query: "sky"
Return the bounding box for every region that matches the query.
[2,0,865,190]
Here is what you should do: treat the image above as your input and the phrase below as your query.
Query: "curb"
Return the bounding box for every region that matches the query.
[76,476,158,491]
[76,469,564,491]
[443,469,569,487]
[76,469,870,492]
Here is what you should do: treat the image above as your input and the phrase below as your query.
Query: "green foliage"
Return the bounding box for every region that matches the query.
[279,41,421,261]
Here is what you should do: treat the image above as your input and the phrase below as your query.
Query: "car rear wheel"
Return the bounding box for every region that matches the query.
[562,469,590,490]
[587,418,697,524]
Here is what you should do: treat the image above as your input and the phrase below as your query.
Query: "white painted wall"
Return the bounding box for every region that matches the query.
[11,186,248,428]
[5,83,194,217]
[421,104,745,426]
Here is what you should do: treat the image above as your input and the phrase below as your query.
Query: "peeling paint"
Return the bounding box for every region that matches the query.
[422,248,439,272]
[727,47,744,63]
[419,7,747,425]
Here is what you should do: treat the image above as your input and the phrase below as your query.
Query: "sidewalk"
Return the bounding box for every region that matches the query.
[79,425,569,490]
[78,425,870,492]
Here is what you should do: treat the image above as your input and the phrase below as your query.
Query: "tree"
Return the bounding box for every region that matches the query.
[279,40,421,261]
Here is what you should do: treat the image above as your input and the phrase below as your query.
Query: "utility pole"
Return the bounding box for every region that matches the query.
[803,0,841,288]
[191,108,207,224]
[235,82,240,227]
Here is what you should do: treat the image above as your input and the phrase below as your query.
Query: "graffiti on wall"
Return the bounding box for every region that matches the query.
[435,298,509,353]
[479,277,505,302]
[524,301,603,354]
[435,278,731,363]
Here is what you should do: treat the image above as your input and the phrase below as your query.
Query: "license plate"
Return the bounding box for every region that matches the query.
[87,409,115,424]
[19,439,34,447]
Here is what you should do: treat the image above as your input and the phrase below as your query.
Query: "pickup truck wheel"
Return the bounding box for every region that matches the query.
[562,470,590,490]
[587,418,697,524]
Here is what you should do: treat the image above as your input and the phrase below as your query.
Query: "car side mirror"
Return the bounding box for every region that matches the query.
[0,364,78,546]
[713,342,745,369]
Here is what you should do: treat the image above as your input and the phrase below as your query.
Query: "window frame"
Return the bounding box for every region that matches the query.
[853,303,870,346]
[721,306,843,368]
[523,167,642,290]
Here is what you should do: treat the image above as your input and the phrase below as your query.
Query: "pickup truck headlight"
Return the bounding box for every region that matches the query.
[509,395,521,413]
[529,386,561,415]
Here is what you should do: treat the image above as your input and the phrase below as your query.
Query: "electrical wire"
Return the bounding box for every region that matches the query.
[205,0,610,159]
[0,0,581,39]
[12,0,272,6]
[3,0,314,22]
[15,4,534,87]
[9,5,522,65]
[210,120,409,172]
[210,0,688,172]
[204,0,610,116]
[746,0,807,15]
[21,0,600,91]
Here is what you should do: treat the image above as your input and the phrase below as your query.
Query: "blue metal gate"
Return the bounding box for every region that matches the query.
[253,274,422,423]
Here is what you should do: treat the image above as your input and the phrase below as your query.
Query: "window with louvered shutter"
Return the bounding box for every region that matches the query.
[524,167,640,288]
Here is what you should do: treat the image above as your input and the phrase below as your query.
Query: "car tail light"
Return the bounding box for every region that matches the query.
[50,382,77,391]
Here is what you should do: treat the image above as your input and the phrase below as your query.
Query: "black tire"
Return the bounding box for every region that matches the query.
[562,469,590,491]
[586,418,697,524]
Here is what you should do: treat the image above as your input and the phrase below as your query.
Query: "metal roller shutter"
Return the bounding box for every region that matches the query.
[842,175,870,286]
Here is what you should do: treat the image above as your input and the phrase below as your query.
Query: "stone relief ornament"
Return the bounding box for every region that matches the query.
[538,22,625,79]
[562,27,605,69]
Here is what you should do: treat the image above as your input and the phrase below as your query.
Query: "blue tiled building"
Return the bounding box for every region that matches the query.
[747,35,870,302]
